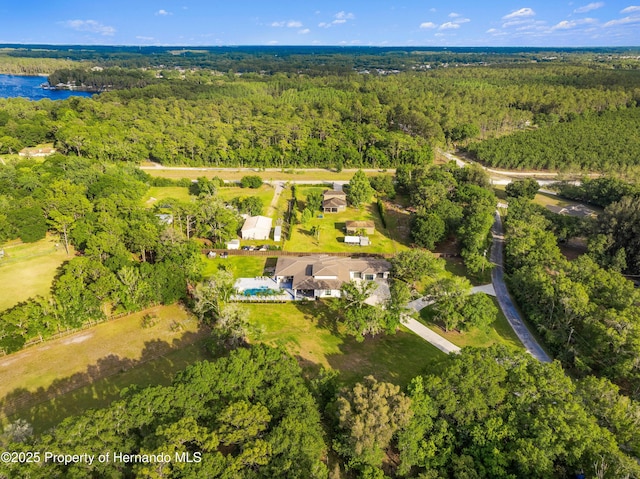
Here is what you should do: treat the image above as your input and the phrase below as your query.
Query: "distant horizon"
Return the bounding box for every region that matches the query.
[1,1,639,47]
[2,43,639,50]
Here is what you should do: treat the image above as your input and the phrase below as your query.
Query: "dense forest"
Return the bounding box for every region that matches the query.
[0,156,206,353]
[504,198,640,398]
[466,107,640,172]
[1,62,639,171]
[1,344,639,478]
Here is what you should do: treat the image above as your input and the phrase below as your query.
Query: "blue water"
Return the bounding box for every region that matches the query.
[0,74,94,100]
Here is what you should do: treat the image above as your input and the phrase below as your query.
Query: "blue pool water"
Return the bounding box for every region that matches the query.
[243,287,271,296]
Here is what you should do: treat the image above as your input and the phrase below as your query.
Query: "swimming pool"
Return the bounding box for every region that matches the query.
[243,286,281,296]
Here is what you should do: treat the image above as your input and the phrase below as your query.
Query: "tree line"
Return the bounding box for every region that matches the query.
[1,63,639,169]
[466,107,640,173]
[504,198,640,399]
[2,343,638,478]
[397,162,496,277]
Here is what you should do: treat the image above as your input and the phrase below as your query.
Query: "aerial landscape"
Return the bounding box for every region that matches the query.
[1,1,640,478]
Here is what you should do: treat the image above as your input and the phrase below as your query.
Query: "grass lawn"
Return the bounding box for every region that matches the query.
[286,191,406,254]
[7,340,211,435]
[142,186,194,207]
[215,185,276,215]
[443,257,492,286]
[418,297,523,350]
[245,302,447,387]
[201,255,268,279]
[0,236,73,312]
[143,168,394,182]
[0,304,203,421]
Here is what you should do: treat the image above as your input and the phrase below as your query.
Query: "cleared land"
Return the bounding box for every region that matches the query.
[245,302,446,386]
[9,341,210,434]
[201,255,267,279]
[286,187,408,254]
[142,185,275,213]
[5,300,446,432]
[0,236,73,311]
[142,186,194,205]
[0,304,202,420]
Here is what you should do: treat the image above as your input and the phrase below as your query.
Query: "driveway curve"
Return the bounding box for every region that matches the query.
[491,212,552,363]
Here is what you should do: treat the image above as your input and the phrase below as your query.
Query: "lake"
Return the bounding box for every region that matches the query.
[0,74,94,100]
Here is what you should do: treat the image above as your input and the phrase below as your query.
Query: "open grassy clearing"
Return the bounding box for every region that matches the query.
[418,297,523,350]
[494,185,602,214]
[286,189,407,254]
[0,304,202,420]
[0,236,73,312]
[143,168,394,182]
[245,302,446,386]
[142,186,194,206]
[201,255,267,279]
[215,184,275,212]
[443,257,492,286]
[6,340,211,435]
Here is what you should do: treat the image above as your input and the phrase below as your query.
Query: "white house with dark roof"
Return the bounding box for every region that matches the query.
[241,215,272,240]
[274,254,390,299]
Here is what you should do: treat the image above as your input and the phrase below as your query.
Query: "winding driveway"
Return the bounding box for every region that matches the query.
[490,212,552,363]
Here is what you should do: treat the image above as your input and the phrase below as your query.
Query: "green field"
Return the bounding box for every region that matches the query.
[201,255,267,279]
[3,300,445,433]
[142,186,194,206]
[419,297,523,350]
[215,184,275,212]
[0,236,73,312]
[8,340,211,434]
[0,304,203,423]
[286,188,407,254]
[245,302,446,386]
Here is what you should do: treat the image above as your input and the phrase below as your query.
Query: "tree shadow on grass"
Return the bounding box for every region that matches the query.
[0,326,211,435]
[293,300,340,335]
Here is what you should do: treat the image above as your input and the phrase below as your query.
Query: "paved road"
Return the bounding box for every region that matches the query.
[490,212,552,363]
[401,315,461,355]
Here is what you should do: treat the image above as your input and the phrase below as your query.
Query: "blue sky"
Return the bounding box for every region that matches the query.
[1,1,638,47]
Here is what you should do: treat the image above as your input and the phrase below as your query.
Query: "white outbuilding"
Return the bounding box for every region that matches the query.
[241,215,272,240]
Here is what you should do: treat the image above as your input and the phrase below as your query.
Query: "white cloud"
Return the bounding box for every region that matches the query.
[335,11,355,20]
[439,22,460,29]
[272,20,303,28]
[136,36,154,41]
[573,2,604,13]
[454,18,471,24]
[63,19,115,36]
[429,8,437,12]
[502,8,536,20]
[448,12,460,18]
[318,11,354,28]
[267,40,279,45]
[419,22,437,29]
[604,15,640,26]
[621,5,640,12]
[486,28,498,33]
[551,17,598,29]
[551,20,576,29]
[156,9,172,16]
[298,28,310,34]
